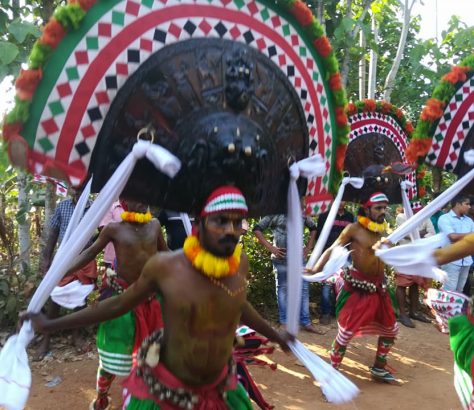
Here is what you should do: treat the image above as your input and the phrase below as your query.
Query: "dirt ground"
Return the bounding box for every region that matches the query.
[23,319,462,410]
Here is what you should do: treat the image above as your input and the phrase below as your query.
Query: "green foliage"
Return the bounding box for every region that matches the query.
[240,220,278,320]
[0,3,42,82]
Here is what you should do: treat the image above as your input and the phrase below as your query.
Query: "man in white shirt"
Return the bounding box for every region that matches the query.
[438,195,474,292]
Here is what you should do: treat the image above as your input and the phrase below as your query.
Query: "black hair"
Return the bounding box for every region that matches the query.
[451,194,470,208]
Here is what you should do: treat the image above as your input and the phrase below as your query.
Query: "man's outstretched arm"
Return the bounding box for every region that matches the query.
[310,224,353,272]
[64,224,114,275]
[24,254,160,333]
[240,301,293,352]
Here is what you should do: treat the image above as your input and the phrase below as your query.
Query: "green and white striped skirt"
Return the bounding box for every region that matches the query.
[96,309,136,376]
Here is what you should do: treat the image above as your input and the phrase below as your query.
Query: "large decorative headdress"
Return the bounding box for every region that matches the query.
[343,99,417,204]
[406,53,474,192]
[2,0,349,217]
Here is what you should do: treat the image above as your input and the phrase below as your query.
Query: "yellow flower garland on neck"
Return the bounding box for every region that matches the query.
[183,235,242,278]
[357,215,389,233]
[121,211,152,223]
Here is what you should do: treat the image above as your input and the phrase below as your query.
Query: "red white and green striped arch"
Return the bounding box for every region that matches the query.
[346,99,419,201]
[406,54,474,173]
[3,0,349,214]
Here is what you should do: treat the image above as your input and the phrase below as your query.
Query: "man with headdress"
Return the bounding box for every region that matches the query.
[60,198,168,410]
[309,192,399,382]
[24,186,291,409]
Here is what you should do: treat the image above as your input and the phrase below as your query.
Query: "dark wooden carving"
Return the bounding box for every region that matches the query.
[343,133,412,203]
[89,38,308,216]
[453,124,474,194]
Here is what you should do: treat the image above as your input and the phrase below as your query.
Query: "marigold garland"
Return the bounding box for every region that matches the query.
[15,69,42,101]
[39,18,66,48]
[406,54,474,165]
[347,99,414,139]
[183,235,242,279]
[121,211,152,224]
[357,216,389,234]
[1,0,97,182]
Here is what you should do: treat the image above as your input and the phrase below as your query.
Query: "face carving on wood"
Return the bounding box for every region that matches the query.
[343,133,412,203]
[89,38,308,216]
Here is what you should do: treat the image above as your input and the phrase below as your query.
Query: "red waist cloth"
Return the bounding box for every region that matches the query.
[124,361,237,410]
[102,275,164,361]
[58,260,97,286]
[338,268,397,338]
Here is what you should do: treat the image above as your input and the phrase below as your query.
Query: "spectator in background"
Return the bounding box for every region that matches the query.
[99,200,124,268]
[395,203,435,327]
[431,192,448,233]
[438,194,474,292]
[158,210,191,250]
[253,212,323,334]
[35,185,96,361]
[315,201,354,325]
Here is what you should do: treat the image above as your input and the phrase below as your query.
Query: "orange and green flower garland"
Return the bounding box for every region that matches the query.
[346,99,414,138]
[406,54,474,165]
[280,0,349,193]
[2,0,98,173]
[183,235,242,279]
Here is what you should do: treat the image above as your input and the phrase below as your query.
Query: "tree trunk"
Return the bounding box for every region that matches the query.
[367,12,378,99]
[17,170,31,274]
[358,29,366,99]
[382,0,415,102]
[317,0,325,28]
[340,0,372,88]
[39,0,57,23]
[432,167,442,193]
[39,180,57,255]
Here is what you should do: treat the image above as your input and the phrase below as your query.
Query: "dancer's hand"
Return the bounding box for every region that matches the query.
[20,311,52,334]
[275,330,294,353]
[372,237,393,251]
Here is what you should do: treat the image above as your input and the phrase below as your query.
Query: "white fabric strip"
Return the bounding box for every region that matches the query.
[50,280,94,309]
[303,245,351,282]
[375,233,450,282]
[179,213,192,236]
[285,155,358,403]
[400,180,420,241]
[306,176,363,269]
[289,340,359,404]
[386,165,474,245]
[287,155,325,335]
[0,140,181,410]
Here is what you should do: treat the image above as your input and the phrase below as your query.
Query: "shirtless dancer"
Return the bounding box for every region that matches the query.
[25,186,290,409]
[62,199,168,409]
[309,192,399,382]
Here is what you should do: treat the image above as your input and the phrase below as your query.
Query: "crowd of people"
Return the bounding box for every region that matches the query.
[23,186,474,409]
